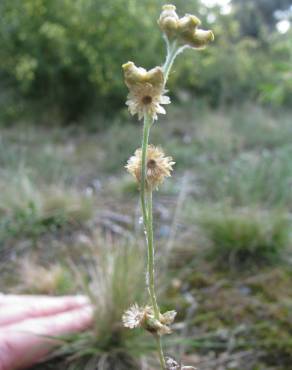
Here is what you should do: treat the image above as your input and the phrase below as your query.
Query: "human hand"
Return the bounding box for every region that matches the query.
[0,294,94,370]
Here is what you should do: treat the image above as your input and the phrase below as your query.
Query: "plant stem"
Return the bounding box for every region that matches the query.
[140,114,160,318]
[147,191,166,370]
[146,190,160,319]
[162,40,179,83]
[140,114,166,370]
[140,114,152,227]
[156,335,167,370]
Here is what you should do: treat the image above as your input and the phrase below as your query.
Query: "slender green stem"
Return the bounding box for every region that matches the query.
[140,113,166,369]
[162,40,179,83]
[140,114,152,227]
[140,114,160,318]
[147,191,166,369]
[146,190,160,319]
[156,336,167,370]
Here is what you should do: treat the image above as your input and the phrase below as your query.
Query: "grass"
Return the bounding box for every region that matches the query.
[1,104,292,369]
[207,147,292,207]
[198,206,290,269]
[18,259,74,295]
[0,173,94,246]
[30,234,155,370]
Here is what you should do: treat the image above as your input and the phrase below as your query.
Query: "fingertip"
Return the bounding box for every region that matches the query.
[74,304,95,330]
[73,295,91,306]
[44,304,95,335]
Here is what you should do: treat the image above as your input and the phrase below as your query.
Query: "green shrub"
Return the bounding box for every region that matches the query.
[200,207,290,268]
[259,30,292,107]
[0,0,165,120]
[1,0,291,122]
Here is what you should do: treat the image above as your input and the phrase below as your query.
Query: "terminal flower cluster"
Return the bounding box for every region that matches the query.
[159,4,214,49]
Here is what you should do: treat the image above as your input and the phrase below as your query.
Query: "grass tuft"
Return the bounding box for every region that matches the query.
[199,206,290,269]
[48,234,149,370]
[0,173,94,245]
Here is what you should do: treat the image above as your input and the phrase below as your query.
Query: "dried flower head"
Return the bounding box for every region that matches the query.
[122,303,151,329]
[125,145,175,190]
[123,304,176,336]
[123,61,164,89]
[146,316,172,336]
[159,4,214,49]
[160,310,177,325]
[122,62,170,120]
[158,4,179,39]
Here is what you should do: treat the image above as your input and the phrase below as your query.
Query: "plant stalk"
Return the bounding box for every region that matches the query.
[162,40,179,83]
[140,114,166,369]
[140,114,152,227]
[156,335,167,370]
[146,190,160,319]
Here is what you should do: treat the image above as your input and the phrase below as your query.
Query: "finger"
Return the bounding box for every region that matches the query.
[0,294,89,307]
[0,295,90,327]
[0,305,94,370]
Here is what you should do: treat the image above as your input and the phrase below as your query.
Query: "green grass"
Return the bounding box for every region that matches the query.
[203,146,292,207]
[0,172,94,246]
[198,206,290,269]
[46,235,149,370]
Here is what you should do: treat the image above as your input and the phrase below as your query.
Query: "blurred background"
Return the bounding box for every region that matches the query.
[0,1,292,369]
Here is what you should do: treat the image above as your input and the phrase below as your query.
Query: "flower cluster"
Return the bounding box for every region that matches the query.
[122,304,177,336]
[159,4,214,49]
[125,145,175,190]
[122,62,170,121]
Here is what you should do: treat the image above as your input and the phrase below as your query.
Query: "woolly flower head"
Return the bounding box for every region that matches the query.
[122,61,170,121]
[122,303,151,329]
[123,304,177,336]
[125,145,175,190]
[159,4,214,49]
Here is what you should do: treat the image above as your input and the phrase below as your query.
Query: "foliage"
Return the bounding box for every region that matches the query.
[259,30,292,107]
[0,173,94,244]
[199,207,290,268]
[0,0,291,122]
[0,0,165,121]
[233,0,292,35]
